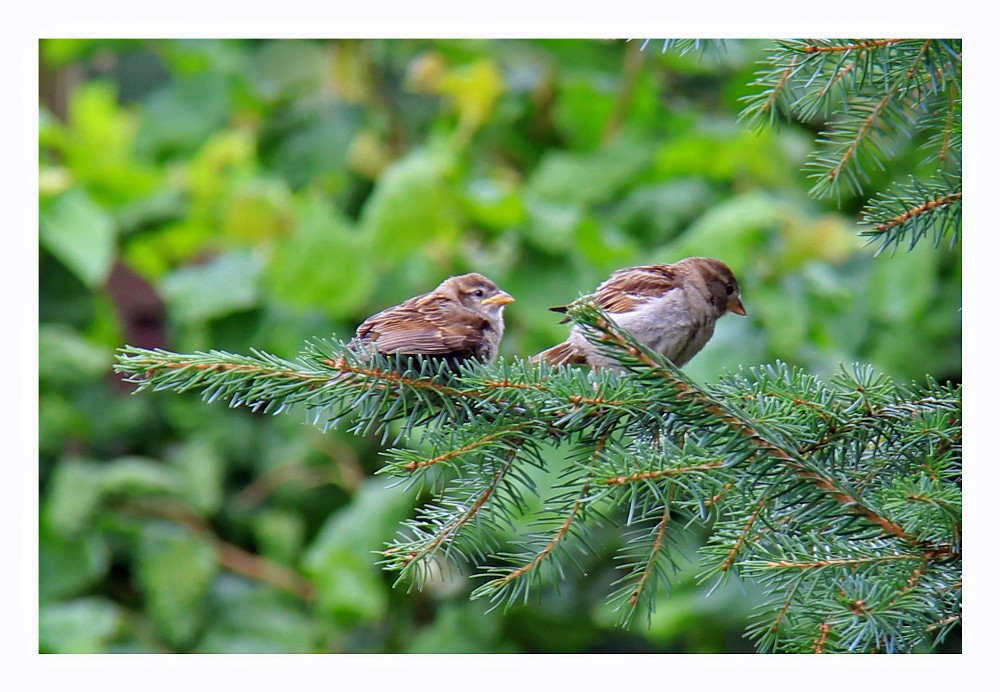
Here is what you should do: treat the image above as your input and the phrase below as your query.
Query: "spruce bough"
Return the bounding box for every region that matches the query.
[115,301,961,653]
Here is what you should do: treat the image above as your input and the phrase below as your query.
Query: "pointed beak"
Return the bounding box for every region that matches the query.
[729,294,747,317]
[481,291,515,307]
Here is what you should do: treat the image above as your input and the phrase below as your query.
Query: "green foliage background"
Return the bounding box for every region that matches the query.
[38,38,961,653]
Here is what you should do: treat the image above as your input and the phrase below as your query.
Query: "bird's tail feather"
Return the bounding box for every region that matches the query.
[531,341,586,366]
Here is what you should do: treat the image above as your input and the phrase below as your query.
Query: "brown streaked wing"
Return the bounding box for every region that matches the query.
[592,264,680,314]
[356,294,484,355]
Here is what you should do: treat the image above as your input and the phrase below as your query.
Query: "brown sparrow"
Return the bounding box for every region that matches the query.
[351,273,515,367]
[532,257,746,371]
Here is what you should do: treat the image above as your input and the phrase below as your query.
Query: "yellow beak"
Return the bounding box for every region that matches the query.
[481,291,515,307]
[729,294,747,316]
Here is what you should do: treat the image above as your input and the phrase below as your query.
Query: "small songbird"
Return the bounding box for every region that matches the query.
[532,257,746,372]
[351,273,515,368]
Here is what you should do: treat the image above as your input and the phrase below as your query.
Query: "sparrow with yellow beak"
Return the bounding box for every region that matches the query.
[352,273,515,367]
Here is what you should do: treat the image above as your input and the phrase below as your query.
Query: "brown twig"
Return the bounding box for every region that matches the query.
[871,192,962,233]
[401,425,529,472]
[215,542,315,601]
[771,578,802,636]
[802,39,903,54]
[813,623,833,653]
[325,358,478,399]
[750,58,799,124]
[826,90,894,182]
[627,498,672,608]
[604,461,724,485]
[764,553,925,570]
[121,497,315,601]
[481,437,607,590]
[490,484,588,586]
[387,443,522,569]
[722,502,765,572]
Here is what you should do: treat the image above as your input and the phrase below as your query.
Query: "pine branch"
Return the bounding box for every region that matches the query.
[732,38,962,254]
[114,341,483,440]
[607,486,678,628]
[640,38,727,57]
[469,457,597,608]
[860,172,962,253]
[560,304,960,649]
[570,303,956,554]
[917,85,961,169]
[114,298,961,652]
[382,442,526,587]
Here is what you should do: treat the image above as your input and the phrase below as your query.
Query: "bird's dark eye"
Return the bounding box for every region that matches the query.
[473,289,485,298]
[724,283,735,296]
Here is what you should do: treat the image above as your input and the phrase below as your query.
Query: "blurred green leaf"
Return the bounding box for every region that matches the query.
[776,212,861,270]
[85,293,128,348]
[528,141,653,206]
[438,58,505,138]
[187,128,258,206]
[60,81,159,202]
[406,601,518,653]
[196,576,320,653]
[359,145,461,265]
[574,217,637,271]
[653,126,805,189]
[552,72,618,148]
[247,40,330,103]
[612,178,718,244]
[266,195,375,319]
[160,250,264,323]
[868,241,939,324]
[159,39,247,77]
[221,178,294,243]
[800,261,871,359]
[100,456,181,497]
[659,192,777,274]
[39,323,112,388]
[39,521,110,601]
[43,459,106,536]
[522,195,582,254]
[41,38,109,66]
[39,189,116,289]
[43,456,181,539]
[751,277,811,358]
[39,394,87,458]
[168,439,225,514]
[64,80,131,165]
[252,509,306,565]
[683,316,768,383]
[40,598,123,653]
[461,176,526,231]
[264,102,362,189]
[39,106,66,152]
[137,71,230,157]
[136,522,218,648]
[303,478,414,624]
[310,550,387,624]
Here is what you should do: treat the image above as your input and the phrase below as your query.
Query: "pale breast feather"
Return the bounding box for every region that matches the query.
[611,288,709,365]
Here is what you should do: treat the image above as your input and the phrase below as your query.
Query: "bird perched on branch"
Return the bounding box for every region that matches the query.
[351,273,515,368]
[532,257,746,372]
